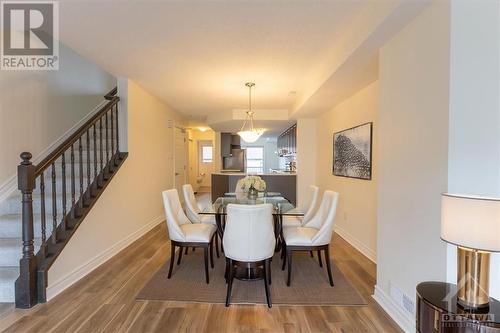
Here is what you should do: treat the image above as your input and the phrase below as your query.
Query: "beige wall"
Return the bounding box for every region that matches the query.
[0,44,115,189]
[316,81,378,262]
[47,80,185,298]
[375,2,450,330]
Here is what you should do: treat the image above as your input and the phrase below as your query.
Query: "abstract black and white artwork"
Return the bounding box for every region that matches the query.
[333,122,372,180]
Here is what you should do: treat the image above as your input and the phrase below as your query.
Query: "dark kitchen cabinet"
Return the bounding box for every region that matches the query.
[221,133,242,157]
[221,133,232,157]
[231,135,241,147]
[278,124,297,157]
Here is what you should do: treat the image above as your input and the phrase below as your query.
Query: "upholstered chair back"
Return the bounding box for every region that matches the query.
[223,204,275,262]
[162,189,191,242]
[311,191,339,246]
[182,184,201,223]
[303,185,320,222]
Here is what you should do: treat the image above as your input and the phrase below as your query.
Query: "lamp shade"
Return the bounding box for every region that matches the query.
[441,193,500,252]
[237,130,264,143]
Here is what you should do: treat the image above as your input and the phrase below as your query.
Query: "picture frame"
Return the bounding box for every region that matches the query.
[332,122,373,180]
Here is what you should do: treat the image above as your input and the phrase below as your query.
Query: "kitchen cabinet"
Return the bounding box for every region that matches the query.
[230,135,241,147]
[221,133,242,157]
[278,124,297,157]
[221,133,232,157]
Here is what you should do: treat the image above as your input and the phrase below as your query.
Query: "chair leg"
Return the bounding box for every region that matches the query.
[184,247,188,255]
[225,259,234,307]
[281,245,287,271]
[317,250,323,268]
[215,235,220,258]
[310,251,314,258]
[267,258,272,285]
[286,249,292,287]
[224,258,229,283]
[192,247,196,252]
[209,239,214,269]
[168,242,175,279]
[263,260,272,308]
[177,246,183,265]
[204,247,209,284]
[324,247,334,287]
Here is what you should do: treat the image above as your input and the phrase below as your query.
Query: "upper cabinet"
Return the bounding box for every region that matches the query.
[221,133,242,157]
[277,124,297,157]
[221,133,232,157]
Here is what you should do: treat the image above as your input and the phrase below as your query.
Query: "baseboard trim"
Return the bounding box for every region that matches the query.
[0,100,108,204]
[334,225,377,263]
[46,214,164,301]
[372,285,415,333]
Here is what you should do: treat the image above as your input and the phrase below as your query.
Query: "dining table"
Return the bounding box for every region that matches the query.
[200,192,303,280]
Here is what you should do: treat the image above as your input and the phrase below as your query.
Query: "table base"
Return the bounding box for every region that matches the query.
[233,266,264,281]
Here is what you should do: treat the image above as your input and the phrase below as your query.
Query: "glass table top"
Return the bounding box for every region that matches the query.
[200,194,303,216]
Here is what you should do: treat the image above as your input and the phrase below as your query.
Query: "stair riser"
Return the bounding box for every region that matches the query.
[0,267,19,302]
[0,192,75,215]
[0,215,56,238]
[0,284,15,302]
[0,242,41,266]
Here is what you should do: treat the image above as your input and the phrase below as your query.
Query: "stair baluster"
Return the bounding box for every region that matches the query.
[111,108,114,161]
[115,104,120,156]
[61,153,67,231]
[39,174,46,258]
[70,145,76,219]
[99,118,103,173]
[86,131,91,188]
[93,124,98,185]
[105,111,109,164]
[51,163,57,244]
[78,138,84,209]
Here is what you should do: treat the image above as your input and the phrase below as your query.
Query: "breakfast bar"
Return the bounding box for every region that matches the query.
[211,173,297,206]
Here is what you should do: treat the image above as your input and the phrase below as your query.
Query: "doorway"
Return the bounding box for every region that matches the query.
[197,140,214,192]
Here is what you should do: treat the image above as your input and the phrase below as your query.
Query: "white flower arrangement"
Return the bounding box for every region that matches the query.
[240,175,267,192]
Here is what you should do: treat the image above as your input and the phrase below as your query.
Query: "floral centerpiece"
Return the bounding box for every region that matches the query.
[240,175,266,199]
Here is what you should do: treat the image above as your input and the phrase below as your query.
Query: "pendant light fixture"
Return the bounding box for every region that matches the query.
[237,82,264,143]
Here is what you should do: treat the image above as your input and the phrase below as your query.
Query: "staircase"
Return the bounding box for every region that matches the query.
[0,88,128,308]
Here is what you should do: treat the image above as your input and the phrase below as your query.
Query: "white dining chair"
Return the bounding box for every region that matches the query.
[162,189,217,284]
[281,190,339,287]
[223,204,275,308]
[282,185,320,228]
[182,184,220,256]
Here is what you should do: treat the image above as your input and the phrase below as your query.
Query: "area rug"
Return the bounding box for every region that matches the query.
[136,250,366,306]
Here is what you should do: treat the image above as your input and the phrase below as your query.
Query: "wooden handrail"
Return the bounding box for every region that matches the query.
[35,97,119,177]
[104,87,118,100]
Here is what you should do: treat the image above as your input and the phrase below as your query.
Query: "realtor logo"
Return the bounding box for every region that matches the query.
[1,1,59,70]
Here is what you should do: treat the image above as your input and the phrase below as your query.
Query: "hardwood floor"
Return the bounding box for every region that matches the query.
[0,223,402,332]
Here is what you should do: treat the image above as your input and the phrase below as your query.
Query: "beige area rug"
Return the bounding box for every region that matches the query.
[136,250,366,306]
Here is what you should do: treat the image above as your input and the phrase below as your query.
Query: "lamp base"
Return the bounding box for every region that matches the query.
[457,247,490,309]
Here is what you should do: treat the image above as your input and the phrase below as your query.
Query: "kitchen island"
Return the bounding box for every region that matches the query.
[211,173,297,205]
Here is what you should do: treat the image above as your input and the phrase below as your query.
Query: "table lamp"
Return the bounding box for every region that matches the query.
[441,193,500,309]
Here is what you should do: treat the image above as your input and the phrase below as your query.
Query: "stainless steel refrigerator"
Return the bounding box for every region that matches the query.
[222,149,246,172]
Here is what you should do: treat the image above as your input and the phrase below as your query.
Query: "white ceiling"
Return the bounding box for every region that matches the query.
[59,0,428,131]
[59,1,365,115]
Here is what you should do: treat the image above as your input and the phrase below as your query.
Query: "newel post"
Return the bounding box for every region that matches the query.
[14,152,38,308]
